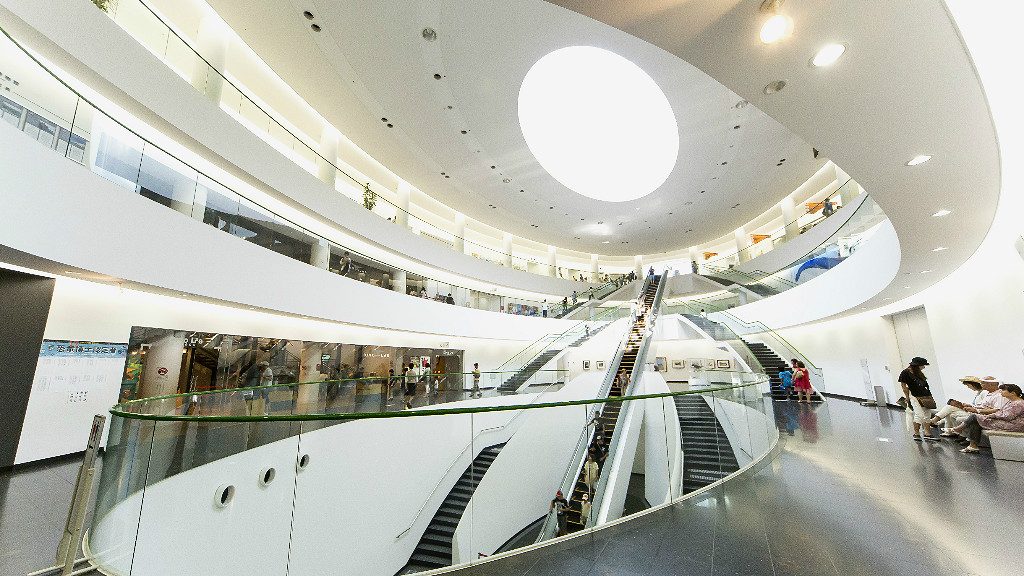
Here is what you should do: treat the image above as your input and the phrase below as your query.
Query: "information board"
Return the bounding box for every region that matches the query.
[15,340,128,464]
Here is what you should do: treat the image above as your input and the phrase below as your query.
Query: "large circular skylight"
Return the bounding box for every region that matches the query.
[518,46,679,203]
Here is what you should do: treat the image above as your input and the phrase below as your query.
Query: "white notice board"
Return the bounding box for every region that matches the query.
[15,340,127,465]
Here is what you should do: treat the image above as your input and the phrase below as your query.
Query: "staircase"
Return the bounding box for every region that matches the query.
[498,324,609,392]
[682,314,736,340]
[674,395,740,493]
[399,443,506,574]
[563,276,661,534]
[743,340,822,402]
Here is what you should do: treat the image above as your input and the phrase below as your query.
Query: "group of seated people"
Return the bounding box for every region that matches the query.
[924,375,1024,453]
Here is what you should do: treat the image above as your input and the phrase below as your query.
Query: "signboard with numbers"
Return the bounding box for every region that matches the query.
[14,340,128,464]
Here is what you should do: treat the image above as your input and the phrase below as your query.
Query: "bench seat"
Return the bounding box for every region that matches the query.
[983,430,1024,462]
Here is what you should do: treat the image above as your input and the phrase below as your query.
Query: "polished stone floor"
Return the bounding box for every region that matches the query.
[451,398,1024,576]
[0,456,89,576]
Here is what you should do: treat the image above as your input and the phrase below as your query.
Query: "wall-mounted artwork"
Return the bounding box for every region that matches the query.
[706,359,718,369]
[595,360,606,370]
[672,359,684,369]
[654,357,667,372]
[583,360,591,370]
[716,359,732,369]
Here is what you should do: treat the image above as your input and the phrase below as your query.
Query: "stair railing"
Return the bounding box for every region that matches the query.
[497,301,634,391]
[590,273,668,525]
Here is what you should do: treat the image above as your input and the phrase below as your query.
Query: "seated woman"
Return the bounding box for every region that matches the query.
[955,383,1024,454]
[929,376,985,435]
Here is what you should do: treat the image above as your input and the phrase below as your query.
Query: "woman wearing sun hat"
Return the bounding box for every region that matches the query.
[928,376,986,435]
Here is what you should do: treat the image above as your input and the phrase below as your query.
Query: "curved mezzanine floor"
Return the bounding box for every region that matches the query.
[452,398,1023,576]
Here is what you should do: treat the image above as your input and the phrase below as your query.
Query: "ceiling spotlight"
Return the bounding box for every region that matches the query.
[422,27,437,42]
[920,270,932,274]
[906,155,932,166]
[310,23,321,32]
[811,43,847,67]
[602,241,610,244]
[932,209,951,217]
[759,13,794,44]
[303,11,314,20]
[933,246,948,252]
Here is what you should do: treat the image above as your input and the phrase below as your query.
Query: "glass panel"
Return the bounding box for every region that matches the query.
[234,197,277,248]
[136,142,199,216]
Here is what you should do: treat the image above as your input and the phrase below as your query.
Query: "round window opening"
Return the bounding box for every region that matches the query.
[518,46,679,203]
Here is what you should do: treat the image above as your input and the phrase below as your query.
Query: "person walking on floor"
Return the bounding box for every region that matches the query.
[471,363,482,398]
[899,357,939,441]
[542,300,548,318]
[792,361,812,404]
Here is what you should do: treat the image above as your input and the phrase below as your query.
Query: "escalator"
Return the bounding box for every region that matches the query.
[498,323,610,392]
[562,275,662,534]
[675,395,740,493]
[398,443,507,574]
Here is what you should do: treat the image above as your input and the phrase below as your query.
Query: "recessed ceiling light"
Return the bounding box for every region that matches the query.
[763,80,786,95]
[920,270,932,274]
[906,155,931,166]
[602,241,610,244]
[904,286,911,289]
[422,27,437,42]
[303,11,315,20]
[811,43,847,67]
[759,14,793,44]
[932,209,951,217]
[933,246,948,252]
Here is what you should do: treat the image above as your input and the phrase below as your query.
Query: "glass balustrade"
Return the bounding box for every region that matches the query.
[0,25,588,316]
[89,369,775,576]
[89,0,613,281]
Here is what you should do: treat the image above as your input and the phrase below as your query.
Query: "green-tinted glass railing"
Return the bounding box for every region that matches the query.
[90,370,776,576]
[0,24,584,315]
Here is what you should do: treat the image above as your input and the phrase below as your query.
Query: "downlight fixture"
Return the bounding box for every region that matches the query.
[906,155,932,166]
[932,209,951,217]
[759,0,793,44]
[811,43,847,67]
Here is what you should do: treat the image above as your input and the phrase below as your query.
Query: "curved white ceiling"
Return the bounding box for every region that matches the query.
[201,0,823,255]
[517,46,679,203]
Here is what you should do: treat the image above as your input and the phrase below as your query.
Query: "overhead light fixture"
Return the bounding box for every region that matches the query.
[933,246,948,252]
[602,241,610,244]
[763,80,787,95]
[932,209,951,217]
[906,155,932,166]
[758,0,792,44]
[759,14,793,44]
[920,270,932,274]
[811,43,847,67]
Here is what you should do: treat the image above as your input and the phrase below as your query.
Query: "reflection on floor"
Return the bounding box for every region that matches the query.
[450,398,1024,576]
[0,456,93,576]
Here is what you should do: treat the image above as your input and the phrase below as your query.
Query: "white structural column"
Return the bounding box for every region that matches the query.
[392,269,407,295]
[396,181,411,228]
[590,254,600,282]
[297,343,325,413]
[310,240,330,270]
[453,213,466,254]
[734,226,752,263]
[139,332,187,399]
[192,15,229,103]
[317,127,340,188]
[502,233,513,267]
[547,246,557,277]
[634,255,643,278]
[780,196,800,240]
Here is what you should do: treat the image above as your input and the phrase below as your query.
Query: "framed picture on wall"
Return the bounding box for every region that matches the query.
[706,359,718,369]
[595,360,606,370]
[654,357,667,372]
[687,358,703,369]
[583,360,591,370]
[672,359,684,369]
[716,359,732,369]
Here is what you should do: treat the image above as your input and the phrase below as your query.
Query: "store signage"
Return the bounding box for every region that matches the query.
[157,367,168,376]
